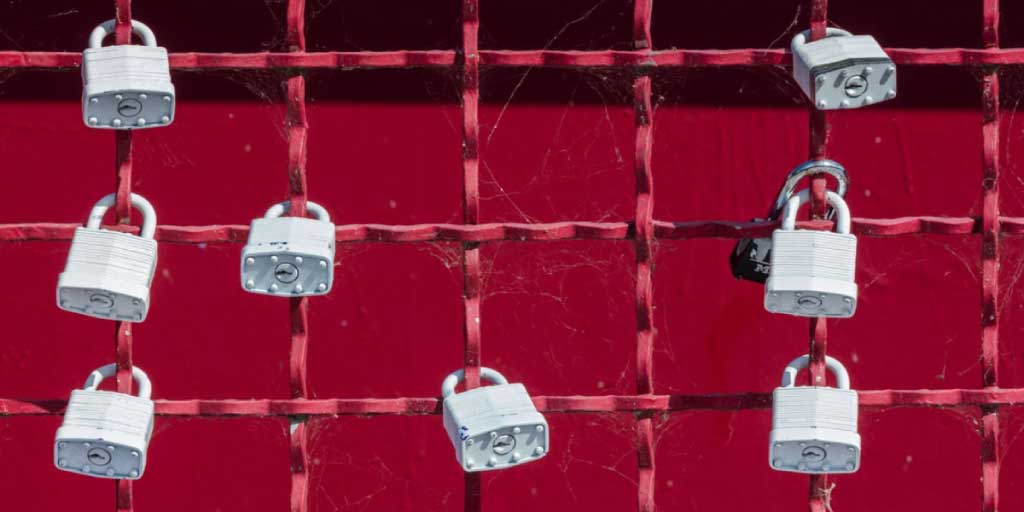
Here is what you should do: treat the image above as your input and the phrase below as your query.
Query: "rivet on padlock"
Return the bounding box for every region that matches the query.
[791,27,896,110]
[765,188,857,318]
[730,159,849,284]
[55,364,155,480]
[241,200,335,297]
[770,355,860,474]
[441,367,548,472]
[82,19,175,129]
[57,193,159,322]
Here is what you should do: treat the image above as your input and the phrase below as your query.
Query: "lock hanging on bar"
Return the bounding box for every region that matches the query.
[765,188,857,318]
[82,19,175,129]
[57,193,158,322]
[730,159,849,284]
[55,364,155,480]
[791,27,896,110]
[770,355,860,474]
[241,200,335,297]
[442,367,549,472]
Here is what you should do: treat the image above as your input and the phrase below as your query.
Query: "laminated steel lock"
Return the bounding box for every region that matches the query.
[730,159,849,283]
[770,355,860,474]
[57,193,158,322]
[791,28,896,110]
[55,364,155,480]
[765,188,857,318]
[241,200,335,297]
[442,367,548,472]
[82,19,175,129]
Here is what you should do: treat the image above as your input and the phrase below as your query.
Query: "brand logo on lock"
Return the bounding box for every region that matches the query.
[801,445,827,462]
[117,98,143,117]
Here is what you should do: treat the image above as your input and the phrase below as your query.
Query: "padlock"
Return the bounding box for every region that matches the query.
[441,367,548,472]
[57,192,158,322]
[55,363,155,480]
[791,28,896,110]
[82,19,175,129]
[241,200,335,297]
[770,355,860,474]
[730,159,849,283]
[765,188,857,318]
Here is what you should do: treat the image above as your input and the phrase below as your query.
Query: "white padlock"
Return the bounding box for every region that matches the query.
[791,28,896,110]
[442,367,548,472]
[241,200,335,297]
[57,193,158,322]
[770,355,860,474]
[55,364,155,480]
[765,188,857,318]
[82,19,175,129]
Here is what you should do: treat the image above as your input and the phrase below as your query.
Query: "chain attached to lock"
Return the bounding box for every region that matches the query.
[55,363,155,480]
[441,367,549,472]
[82,19,175,129]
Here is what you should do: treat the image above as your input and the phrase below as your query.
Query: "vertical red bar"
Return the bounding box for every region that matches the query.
[461,1,483,510]
[285,2,311,512]
[805,1,830,511]
[113,2,135,512]
[633,1,655,511]
[980,2,1001,511]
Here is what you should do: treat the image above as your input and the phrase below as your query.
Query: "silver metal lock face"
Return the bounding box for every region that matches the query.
[55,364,155,480]
[765,189,857,318]
[241,200,335,297]
[442,367,549,472]
[82,19,175,129]
[770,355,860,474]
[730,160,849,284]
[57,193,158,322]
[791,28,896,110]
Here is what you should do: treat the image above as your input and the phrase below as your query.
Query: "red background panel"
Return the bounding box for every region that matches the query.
[0,1,1018,511]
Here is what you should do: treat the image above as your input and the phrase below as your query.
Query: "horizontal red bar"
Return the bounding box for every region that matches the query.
[3,48,1024,70]
[4,389,1024,416]
[0,217,1014,243]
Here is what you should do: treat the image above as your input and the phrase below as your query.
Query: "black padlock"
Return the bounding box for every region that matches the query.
[730,159,849,284]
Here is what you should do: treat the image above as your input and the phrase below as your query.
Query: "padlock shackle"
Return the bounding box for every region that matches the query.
[790,27,853,53]
[780,189,851,234]
[441,367,510,399]
[768,159,849,220]
[780,355,850,390]
[83,363,152,400]
[86,192,157,240]
[264,200,330,223]
[89,19,158,49]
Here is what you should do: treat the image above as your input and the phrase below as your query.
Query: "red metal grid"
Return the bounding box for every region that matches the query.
[0,0,1015,511]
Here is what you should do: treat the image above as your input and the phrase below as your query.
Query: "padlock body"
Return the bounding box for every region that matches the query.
[443,383,548,472]
[57,227,158,322]
[82,45,175,129]
[793,35,896,110]
[765,229,857,318]
[55,389,154,479]
[770,386,860,474]
[241,217,335,297]
[730,234,773,283]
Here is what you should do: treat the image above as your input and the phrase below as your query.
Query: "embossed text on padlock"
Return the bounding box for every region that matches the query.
[241,200,335,297]
[57,193,159,322]
[82,19,175,129]
[765,188,857,318]
[731,159,849,284]
[791,28,896,110]
[770,355,860,474]
[55,364,155,480]
[442,367,549,472]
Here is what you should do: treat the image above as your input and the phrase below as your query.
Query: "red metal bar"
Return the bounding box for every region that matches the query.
[460,1,482,510]
[633,2,655,510]
[981,2,1001,511]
